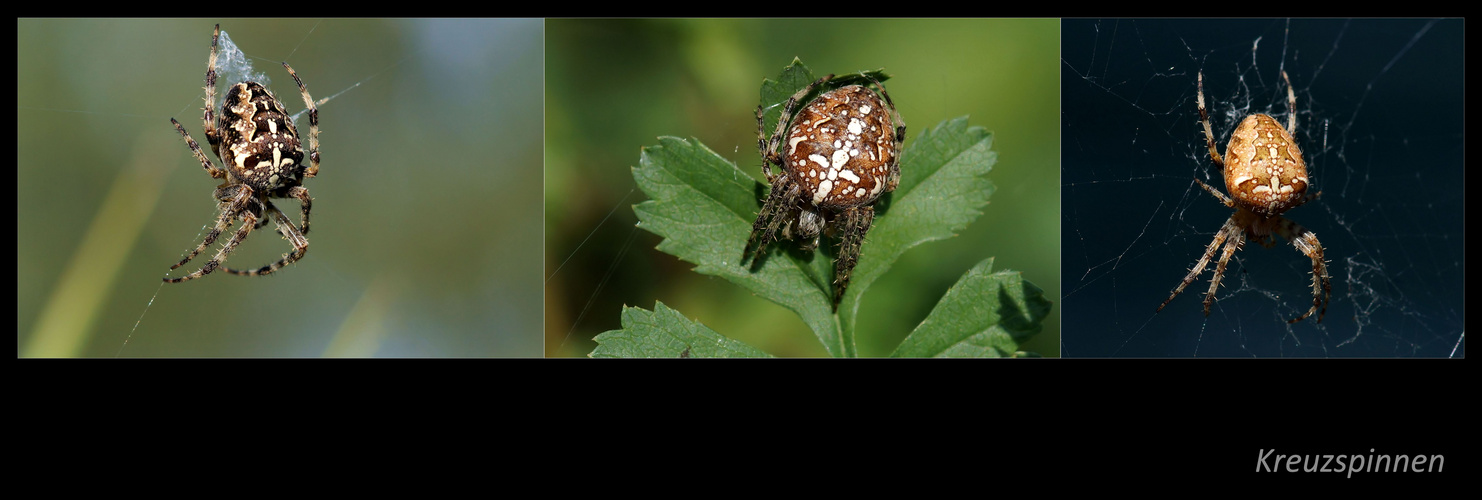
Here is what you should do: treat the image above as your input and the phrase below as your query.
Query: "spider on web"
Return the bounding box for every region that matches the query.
[164,24,320,283]
[1156,70,1331,323]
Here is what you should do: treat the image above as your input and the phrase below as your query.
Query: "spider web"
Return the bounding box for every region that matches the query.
[215,30,271,89]
[1061,19,1464,357]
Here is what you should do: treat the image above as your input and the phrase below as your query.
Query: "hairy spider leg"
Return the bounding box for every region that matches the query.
[284,185,312,235]
[202,24,224,159]
[1195,178,1234,207]
[167,185,252,272]
[225,202,309,277]
[171,118,224,179]
[832,205,875,310]
[1202,219,1247,315]
[166,196,260,283]
[755,105,779,181]
[1277,217,1330,323]
[282,62,320,178]
[862,75,907,169]
[1197,72,1224,169]
[1159,216,1236,314]
[169,197,237,271]
[743,175,799,264]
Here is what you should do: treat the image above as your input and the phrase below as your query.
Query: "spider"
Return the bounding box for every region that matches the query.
[742,73,905,310]
[1157,71,1330,323]
[164,24,319,283]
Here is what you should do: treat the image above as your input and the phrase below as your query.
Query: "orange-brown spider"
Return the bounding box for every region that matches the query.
[1157,71,1331,323]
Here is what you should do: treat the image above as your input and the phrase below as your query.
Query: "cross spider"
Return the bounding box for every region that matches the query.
[164,24,319,283]
[1157,71,1330,323]
[742,73,905,310]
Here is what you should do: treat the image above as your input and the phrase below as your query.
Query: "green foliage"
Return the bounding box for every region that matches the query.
[757,60,890,145]
[629,135,841,352]
[590,302,773,358]
[890,258,1051,357]
[595,60,1047,358]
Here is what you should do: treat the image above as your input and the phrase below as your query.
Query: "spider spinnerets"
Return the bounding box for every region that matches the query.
[743,73,905,310]
[1157,71,1331,323]
[164,24,319,283]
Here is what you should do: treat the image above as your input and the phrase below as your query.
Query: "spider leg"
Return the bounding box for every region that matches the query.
[1158,215,1237,314]
[743,175,798,264]
[831,205,875,310]
[169,205,235,271]
[1194,178,1235,208]
[866,76,907,143]
[755,105,778,181]
[1201,219,1247,316]
[203,24,222,156]
[165,205,258,283]
[225,203,308,277]
[282,62,319,178]
[285,185,313,235]
[1197,72,1225,169]
[166,185,251,274]
[1276,217,1330,323]
[865,76,906,191]
[170,118,225,179]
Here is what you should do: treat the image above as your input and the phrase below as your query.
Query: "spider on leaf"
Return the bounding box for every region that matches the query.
[742,72,905,311]
[164,24,319,283]
[1157,71,1330,323]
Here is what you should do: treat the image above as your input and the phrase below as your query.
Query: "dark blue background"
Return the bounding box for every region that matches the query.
[1061,19,1463,357]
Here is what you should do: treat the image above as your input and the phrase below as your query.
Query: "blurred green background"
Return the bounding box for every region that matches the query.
[546,19,1061,357]
[17,19,544,357]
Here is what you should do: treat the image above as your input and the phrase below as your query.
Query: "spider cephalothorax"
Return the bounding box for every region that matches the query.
[742,73,905,309]
[164,24,319,283]
[1157,71,1331,323]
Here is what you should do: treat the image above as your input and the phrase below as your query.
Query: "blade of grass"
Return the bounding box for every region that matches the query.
[24,134,177,357]
[322,275,393,357]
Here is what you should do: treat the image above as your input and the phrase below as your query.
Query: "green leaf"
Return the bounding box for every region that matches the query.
[758,59,890,144]
[891,258,1052,358]
[631,136,843,355]
[590,301,772,358]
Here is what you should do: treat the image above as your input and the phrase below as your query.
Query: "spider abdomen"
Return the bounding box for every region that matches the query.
[784,85,899,210]
[1222,113,1308,216]
[221,82,306,191]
